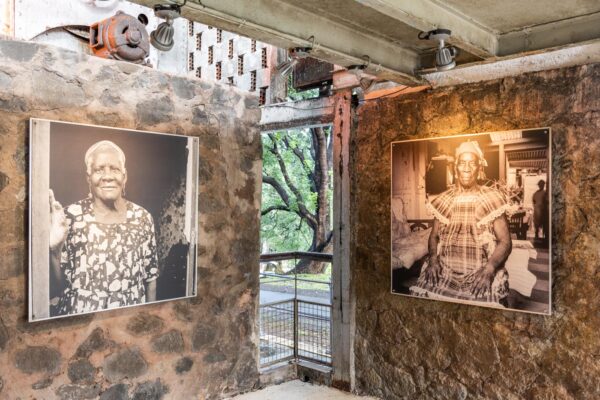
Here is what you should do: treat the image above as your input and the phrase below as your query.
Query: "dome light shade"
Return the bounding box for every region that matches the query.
[150,3,182,52]
[150,21,175,51]
[418,28,458,71]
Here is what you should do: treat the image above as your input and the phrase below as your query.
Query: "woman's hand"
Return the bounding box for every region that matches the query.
[470,264,495,298]
[424,257,442,286]
[49,190,68,252]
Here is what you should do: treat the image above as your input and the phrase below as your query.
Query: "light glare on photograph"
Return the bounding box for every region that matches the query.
[391,129,551,314]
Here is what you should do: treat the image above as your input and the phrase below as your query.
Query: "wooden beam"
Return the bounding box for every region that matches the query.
[332,70,429,99]
[331,89,355,391]
[259,97,335,133]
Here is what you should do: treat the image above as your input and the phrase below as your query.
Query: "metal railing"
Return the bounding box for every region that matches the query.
[259,252,332,367]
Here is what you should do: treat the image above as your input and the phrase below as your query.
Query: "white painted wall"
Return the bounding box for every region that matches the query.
[5,0,187,75]
[187,23,276,97]
[2,0,278,96]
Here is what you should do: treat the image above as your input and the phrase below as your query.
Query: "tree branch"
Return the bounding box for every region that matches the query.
[314,230,334,252]
[313,127,329,230]
[261,205,291,216]
[267,133,318,229]
[263,175,291,207]
[282,136,317,193]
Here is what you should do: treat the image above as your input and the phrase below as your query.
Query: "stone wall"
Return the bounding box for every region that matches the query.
[0,39,262,399]
[352,64,600,399]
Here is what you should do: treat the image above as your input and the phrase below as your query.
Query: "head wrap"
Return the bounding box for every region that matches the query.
[455,141,487,167]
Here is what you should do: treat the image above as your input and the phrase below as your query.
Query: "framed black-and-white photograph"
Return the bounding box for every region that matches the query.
[29,119,199,321]
[391,129,551,315]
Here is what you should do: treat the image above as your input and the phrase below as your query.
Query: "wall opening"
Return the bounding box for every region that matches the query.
[196,32,202,51]
[238,54,244,76]
[259,124,334,368]
[188,52,194,71]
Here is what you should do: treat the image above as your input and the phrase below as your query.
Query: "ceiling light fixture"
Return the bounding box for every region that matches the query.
[347,56,376,92]
[347,55,370,77]
[418,28,458,71]
[150,0,186,51]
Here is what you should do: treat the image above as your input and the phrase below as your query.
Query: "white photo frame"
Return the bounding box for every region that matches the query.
[29,118,199,321]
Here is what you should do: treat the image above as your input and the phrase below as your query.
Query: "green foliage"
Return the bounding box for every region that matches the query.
[260,207,312,251]
[286,74,320,101]
[261,127,332,253]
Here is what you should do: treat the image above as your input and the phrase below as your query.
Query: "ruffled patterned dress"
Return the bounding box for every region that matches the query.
[55,197,159,315]
[411,185,510,304]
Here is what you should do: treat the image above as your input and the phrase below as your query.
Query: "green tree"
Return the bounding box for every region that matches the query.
[261,126,333,273]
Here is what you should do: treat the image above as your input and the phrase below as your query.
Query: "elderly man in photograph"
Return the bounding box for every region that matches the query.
[48,140,159,316]
[411,141,512,306]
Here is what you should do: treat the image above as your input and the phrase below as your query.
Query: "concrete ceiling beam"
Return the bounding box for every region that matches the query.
[129,0,424,85]
[498,12,600,56]
[352,0,498,58]
[422,40,600,88]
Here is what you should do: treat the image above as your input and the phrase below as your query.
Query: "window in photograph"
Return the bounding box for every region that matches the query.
[228,39,234,59]
[216,28,222,43]
[251,39,257,52]
[208,46,213,64]
[195,66,201,79]
[188,21,194,36]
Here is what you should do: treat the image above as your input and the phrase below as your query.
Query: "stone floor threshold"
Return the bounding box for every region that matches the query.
[226,380,380,400]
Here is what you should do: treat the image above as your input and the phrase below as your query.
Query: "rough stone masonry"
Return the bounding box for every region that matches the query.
[0,39,262,399]
[352,64,600,399]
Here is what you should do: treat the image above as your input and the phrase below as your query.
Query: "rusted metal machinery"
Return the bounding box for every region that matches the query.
[89,11,149,64]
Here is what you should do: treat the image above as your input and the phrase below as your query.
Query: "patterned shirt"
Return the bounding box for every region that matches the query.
[412,185,510,303]
[56,197,158,315]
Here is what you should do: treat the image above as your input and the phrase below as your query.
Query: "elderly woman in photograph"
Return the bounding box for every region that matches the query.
[49,140,159,316]
[411,141,512,306]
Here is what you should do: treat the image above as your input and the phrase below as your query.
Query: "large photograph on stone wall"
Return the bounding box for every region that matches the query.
[29,119,199,321]
[391,129,551,314]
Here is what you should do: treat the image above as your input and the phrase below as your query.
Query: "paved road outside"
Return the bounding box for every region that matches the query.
[260,289,331,306]
[260,284,331,306]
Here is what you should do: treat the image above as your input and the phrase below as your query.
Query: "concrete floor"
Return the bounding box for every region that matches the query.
[228,380,379,400]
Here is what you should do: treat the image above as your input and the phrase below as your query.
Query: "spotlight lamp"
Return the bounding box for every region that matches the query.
[150,0,186,51]
[347,56,376,92]
[418,28,458,71]
[347,55,370,77]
